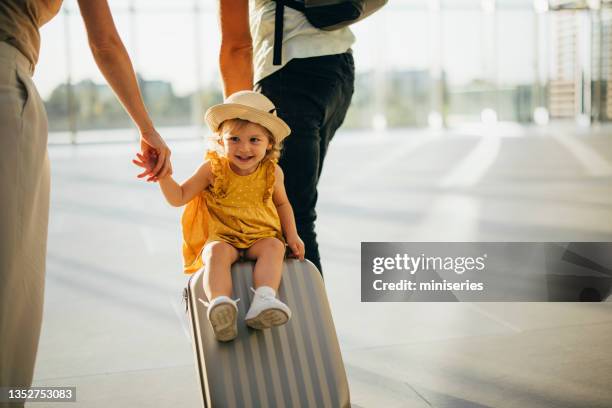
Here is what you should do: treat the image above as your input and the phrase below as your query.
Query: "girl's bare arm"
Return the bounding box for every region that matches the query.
[272,165,305,259]
[158,161,213,207]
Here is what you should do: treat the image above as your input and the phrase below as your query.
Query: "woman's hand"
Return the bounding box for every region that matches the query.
[286,234,305,261]
[136,128,172,182]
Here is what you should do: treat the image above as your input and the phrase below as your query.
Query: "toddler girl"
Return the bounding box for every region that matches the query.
[134,91,305,342]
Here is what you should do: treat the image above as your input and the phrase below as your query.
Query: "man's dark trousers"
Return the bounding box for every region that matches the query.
[256,52,355,275]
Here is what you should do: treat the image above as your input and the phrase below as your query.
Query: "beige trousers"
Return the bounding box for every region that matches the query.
[0,41,50,405]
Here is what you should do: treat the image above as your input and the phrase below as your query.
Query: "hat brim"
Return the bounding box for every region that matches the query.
[205,103,291,142]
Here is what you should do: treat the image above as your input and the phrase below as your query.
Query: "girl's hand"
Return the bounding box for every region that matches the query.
[136,128,172,182]
[286,234,305,261]
[132,151,161,182]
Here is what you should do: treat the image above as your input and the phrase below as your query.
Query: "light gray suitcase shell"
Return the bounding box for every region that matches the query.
[185,259,351,408]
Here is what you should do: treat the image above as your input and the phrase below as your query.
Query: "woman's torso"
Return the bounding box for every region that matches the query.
[0,0,63,67]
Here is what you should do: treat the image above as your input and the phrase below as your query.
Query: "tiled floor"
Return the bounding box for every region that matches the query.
[32,124,612,407]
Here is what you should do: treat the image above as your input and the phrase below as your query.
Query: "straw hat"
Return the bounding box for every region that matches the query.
[205,91,291,142]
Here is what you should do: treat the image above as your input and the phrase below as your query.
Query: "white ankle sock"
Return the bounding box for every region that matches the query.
[254,286,276,297]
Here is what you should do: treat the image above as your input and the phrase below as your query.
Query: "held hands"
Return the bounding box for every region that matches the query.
[133,128,172,182]
[286,234,305,261]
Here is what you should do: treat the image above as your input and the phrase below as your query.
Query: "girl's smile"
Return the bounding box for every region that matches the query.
[235,154,255,162]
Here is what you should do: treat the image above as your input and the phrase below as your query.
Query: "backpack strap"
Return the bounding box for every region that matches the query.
[273,0,305,66]
[273,0,284,66]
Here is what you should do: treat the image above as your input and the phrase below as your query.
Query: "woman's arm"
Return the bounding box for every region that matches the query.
[218,0,253,97]
[158,161,213,207]
[272,165,305,260]
[77,0,171,180]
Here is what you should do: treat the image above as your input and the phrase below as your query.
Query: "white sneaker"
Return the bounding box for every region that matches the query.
[245,286,291,330]
[205,296,239,342]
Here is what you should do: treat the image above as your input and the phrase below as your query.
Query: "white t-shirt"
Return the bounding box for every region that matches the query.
[250,0,356,84]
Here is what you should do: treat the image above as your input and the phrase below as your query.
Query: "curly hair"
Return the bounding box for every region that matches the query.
[208,118,283,162]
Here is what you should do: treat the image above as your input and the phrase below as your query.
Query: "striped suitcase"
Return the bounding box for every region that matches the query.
[184,259,351,408]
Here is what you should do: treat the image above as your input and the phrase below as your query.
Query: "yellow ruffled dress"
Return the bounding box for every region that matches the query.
[181,151,284,274]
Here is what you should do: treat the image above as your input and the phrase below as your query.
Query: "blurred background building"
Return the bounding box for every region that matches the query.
[35,0,612,143]
[548,0,612,123]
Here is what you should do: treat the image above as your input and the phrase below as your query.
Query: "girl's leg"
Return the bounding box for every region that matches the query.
[245,237,286,291]
[202,241,239,301]
[244,238,290,329]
